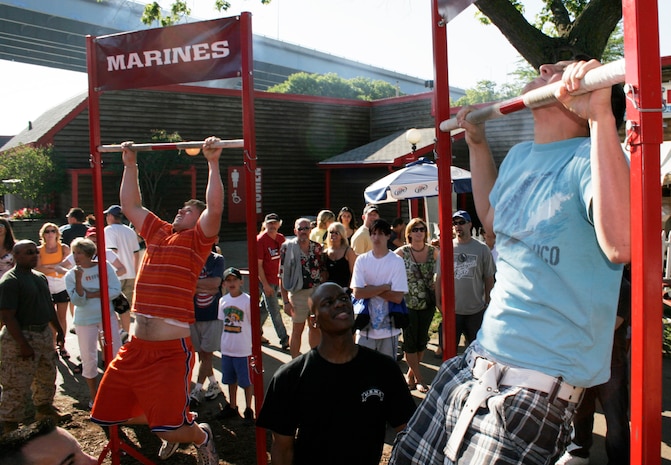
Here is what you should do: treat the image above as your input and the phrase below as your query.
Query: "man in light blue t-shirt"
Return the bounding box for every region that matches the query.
[390,59,629,465]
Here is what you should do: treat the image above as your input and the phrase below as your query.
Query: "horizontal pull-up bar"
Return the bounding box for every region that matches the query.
[440,59,625,132]
[98,139,245,152]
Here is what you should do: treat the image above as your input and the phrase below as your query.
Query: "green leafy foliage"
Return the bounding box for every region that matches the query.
[141,1,191,27]
[0,145,65,209]
[267,72,401,100]
[453,79,523,106]
[138,0,272,26]
[601,24,624,63]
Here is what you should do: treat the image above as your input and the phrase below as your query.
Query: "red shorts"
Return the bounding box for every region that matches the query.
[91,337,196,432]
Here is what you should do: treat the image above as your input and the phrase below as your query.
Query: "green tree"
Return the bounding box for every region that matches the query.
[459,6,625,104]
[0,145,65,210]
[473,0,622,70]
[455,80,500,106]
[138,0,271,26]
[267,72,401,100]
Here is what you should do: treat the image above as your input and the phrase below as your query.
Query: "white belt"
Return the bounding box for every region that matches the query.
[467,352,583,403]
[445,351,584,461]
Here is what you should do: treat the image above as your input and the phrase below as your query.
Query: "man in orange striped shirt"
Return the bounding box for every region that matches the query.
[91,137,223,465]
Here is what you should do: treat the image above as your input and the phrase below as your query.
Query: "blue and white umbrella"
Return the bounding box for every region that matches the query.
[364,158,471,204]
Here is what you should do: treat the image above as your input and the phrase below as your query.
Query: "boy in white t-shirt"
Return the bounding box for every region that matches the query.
[216,267,254,423]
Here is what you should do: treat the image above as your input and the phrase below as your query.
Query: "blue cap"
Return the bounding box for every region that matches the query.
[104,205,122,216]
[452,210,472,222]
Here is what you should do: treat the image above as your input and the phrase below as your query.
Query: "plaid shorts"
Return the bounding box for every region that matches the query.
[390,344,579,465]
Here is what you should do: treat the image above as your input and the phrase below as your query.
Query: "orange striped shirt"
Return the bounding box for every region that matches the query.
[134,212,216,323]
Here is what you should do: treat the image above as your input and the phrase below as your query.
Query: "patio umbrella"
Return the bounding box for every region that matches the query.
[364,158,471,204]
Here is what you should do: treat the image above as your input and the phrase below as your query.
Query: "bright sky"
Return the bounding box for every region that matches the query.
[0,0,669,135]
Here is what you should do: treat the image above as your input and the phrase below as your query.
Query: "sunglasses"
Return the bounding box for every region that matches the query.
[297,226,311,232]
[411,227,426,233]
[453,220,467,226]
[328,231,340,235]
[44,229,58,234]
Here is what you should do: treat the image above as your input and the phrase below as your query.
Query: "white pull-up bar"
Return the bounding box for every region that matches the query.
[97,139,245,152]
[440,59,625,132]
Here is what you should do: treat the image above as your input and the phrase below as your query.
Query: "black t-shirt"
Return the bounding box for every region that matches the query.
[257,346,416,465]
[60,223,88,247]
[0,268,54,326]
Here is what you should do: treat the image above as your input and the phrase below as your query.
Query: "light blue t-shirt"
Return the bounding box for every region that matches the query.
[65,261,121,326]
[478,137,623,387]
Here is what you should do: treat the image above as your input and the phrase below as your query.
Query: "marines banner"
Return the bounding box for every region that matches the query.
[93,17,241,91]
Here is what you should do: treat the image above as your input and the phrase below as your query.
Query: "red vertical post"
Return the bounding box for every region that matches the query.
[623,0,664,463]
[239,11,267,465]
[86,34,121,465]
[432,0,456,359]
[409,198,421,218]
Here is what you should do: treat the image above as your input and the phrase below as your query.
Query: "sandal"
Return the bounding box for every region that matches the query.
[406,374,417,391]
[417,383,429,394]
[72,364,82,374]
[59,348,70,360]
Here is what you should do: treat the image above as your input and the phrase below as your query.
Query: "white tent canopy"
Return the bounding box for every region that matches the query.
[363,158,471,204]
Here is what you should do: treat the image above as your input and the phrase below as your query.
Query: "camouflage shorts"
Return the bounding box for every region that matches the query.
[0,326,58,422]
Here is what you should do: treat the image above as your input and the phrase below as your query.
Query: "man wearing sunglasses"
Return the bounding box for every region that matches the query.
[450,210,495,353]
[279,218,325,358]
[0,240,67,434]
[391,59,629,464]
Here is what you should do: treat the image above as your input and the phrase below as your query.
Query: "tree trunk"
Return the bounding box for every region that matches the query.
[473,0,622,70]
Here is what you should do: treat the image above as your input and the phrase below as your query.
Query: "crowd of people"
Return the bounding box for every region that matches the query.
[0,58,634,465]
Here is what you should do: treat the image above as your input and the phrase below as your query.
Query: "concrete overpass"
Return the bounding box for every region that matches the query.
[0,0,465,98]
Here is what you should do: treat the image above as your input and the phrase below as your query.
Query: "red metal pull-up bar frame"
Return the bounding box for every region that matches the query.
[432,1,663,464]
[86,12,266,465]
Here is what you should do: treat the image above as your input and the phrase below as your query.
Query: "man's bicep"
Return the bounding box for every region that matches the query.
[124,207,150,233]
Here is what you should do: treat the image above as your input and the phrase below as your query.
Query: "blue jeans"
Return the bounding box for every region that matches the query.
[259,284,288,344]
[571,361,630,464]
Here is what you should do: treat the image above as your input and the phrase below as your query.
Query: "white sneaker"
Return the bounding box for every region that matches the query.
[190,387,204,405]
[555,451,590,465]
[204,382,222,400]
[158,440,179,460]
[195,423,218,465]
